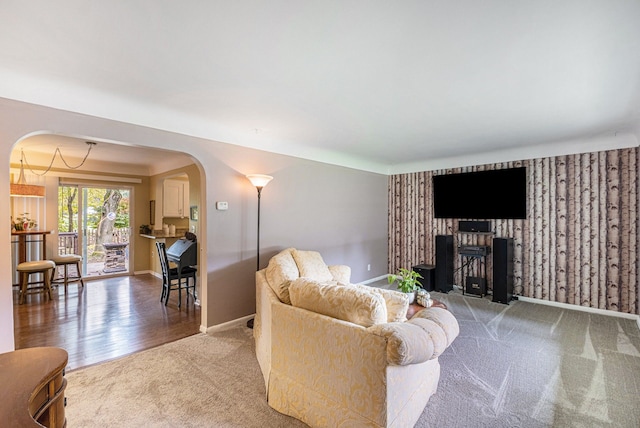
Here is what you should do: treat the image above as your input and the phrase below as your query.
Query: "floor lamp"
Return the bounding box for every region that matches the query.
[246,174,273,270]
[246,174,273,329]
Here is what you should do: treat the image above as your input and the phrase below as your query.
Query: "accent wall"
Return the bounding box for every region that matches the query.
[388,147,639,315]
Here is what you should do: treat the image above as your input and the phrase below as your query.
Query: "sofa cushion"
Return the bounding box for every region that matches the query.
[289,278,387,327]
[411,307,461,349]
[368,317,448,365]
[292,249,333,282]
[328,264,351,284]
[265,248,299,304]
[351,284,410,323]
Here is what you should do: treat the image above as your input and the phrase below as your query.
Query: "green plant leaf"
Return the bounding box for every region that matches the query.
[388,267,423,293]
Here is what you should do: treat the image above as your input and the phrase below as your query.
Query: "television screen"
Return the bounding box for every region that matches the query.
[433,167,527,219]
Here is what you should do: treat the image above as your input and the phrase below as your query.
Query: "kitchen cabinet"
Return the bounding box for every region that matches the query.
[163,179,189,218]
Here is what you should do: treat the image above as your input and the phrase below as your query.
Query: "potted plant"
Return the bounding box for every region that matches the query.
[13,213,37,231]
[388,268,423,303]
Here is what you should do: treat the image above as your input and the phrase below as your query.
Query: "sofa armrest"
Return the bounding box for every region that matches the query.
[411,307,460,348]
[368,309,459,366]
[328,264,351,284]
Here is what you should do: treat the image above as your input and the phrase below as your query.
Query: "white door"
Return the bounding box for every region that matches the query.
[58,184,132,277]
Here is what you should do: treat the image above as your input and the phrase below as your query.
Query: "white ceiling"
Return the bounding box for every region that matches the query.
[2,1,639,174]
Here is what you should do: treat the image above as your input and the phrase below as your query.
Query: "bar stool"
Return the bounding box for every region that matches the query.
[17,260,55,304]
[51,254,84,292]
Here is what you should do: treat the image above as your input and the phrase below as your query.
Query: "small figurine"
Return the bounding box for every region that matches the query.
[416,289,433,307]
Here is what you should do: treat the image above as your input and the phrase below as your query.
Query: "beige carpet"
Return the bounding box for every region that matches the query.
[66,294,640,427]
[65,328,306,427]
[418,292,640,428]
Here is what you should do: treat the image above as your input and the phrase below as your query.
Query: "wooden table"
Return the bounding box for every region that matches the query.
[407,299,447,318]
[0,347,68,427]
[11,230,52,263]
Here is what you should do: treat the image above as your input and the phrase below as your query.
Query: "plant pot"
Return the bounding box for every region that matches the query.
[406,291,415,304]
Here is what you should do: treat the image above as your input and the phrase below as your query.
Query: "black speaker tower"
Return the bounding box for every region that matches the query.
[492,238,514,304]
[435,235,454,292]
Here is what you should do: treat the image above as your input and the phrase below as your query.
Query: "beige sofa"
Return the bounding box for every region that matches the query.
[254,248,459,428]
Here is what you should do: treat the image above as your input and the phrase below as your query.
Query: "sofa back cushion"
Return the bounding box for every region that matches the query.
[265,248,299,304]
[351,284,410,323]
[292,249,333,282]
[289,278,387,327]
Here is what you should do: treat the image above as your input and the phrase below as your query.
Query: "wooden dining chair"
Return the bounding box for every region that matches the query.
[155,241,197,308]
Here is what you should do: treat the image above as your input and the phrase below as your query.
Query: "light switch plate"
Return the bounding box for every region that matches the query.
[216,201,229,210]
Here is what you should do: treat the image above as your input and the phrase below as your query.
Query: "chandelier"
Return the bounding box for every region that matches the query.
[10,141,96,198]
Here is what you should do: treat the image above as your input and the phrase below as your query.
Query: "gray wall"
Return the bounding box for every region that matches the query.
[0,97,388,351]
[198,143,388,325]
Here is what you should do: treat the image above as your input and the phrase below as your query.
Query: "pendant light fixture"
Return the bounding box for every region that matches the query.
[10,141,96,198]
[10,151,45,198]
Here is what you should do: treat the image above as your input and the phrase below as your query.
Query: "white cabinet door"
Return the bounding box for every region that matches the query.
[163,179,188,217]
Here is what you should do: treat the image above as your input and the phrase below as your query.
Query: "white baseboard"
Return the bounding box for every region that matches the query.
[517,295,640,331]
[201,314,254,334]
[358,275,389,285]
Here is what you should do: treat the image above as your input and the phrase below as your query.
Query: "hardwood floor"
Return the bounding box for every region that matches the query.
[13,273,201,372]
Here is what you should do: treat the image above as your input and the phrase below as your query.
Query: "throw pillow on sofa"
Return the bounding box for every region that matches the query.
[289,278,387,327]
[291,249,334,282]
[265,248,299,304]
[328,264,351,285]
[351,284,410,323]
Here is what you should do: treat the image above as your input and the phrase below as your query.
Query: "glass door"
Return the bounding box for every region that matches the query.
[58,185,131,277]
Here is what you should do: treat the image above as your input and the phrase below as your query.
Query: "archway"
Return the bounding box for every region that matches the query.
[9,132,208,366]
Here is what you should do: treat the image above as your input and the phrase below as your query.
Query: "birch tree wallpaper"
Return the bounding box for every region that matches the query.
[388,147,639,315]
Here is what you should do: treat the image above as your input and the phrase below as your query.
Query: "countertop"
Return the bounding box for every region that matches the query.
[140,229,188,239]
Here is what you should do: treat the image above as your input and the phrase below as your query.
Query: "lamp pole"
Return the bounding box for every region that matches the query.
[255,185,263,271]
[246,174,273,271]
[246,174,273,330]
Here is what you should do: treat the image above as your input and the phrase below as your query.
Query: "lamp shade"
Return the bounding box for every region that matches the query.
[246,174,273,189]
[10,162,45,198]
[10,183,45,198]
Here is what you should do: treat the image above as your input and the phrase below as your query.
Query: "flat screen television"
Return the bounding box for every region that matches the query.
[433,167,527,219]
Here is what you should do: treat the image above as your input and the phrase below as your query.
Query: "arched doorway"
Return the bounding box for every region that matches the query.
[10,133,207,369]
